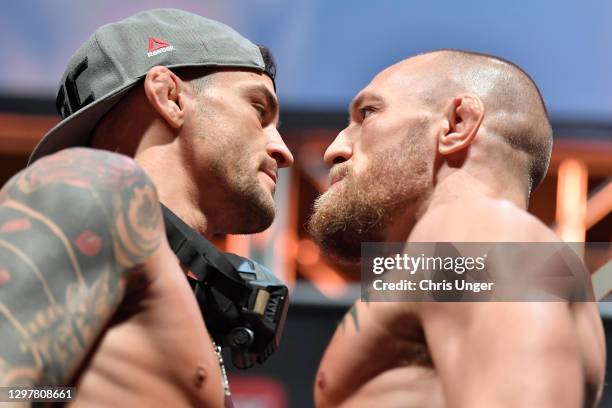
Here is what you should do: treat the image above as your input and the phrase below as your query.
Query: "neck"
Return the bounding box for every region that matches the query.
[158,187,212,239]
[427,169,527,211]
[382,168,527,243]
[133,146,215,239]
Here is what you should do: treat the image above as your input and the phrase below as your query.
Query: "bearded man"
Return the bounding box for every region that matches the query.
[309,50,605,408]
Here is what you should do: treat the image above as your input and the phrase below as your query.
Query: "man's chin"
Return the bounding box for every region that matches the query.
[308,185,392,262]
[234,200,275,234]
[308,206,364,262]
[315,233,362,263]
[249,211,275,233]
[224,178,277,233]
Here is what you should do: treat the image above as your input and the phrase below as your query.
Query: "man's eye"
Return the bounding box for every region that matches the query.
[254,104,266,118]
[359,107,374,120]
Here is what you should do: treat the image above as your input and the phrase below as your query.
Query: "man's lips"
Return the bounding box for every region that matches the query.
[328,164,350,188]
[330,175,343,187]
[262,169,277,184]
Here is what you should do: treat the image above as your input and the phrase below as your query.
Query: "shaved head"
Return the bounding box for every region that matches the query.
[410,49,553,194]
[310,49,554,259]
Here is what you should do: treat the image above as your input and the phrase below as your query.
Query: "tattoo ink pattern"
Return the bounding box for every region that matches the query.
[0,268,9,286]
[74,230,102,257]
[0,239,56,304]
[0,218,31,233]
[0,148,163,387]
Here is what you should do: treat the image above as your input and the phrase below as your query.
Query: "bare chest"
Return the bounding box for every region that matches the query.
[316,303,437,407]
[69,279,227,407]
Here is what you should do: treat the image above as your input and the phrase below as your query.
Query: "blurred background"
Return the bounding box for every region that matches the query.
[1,1,610,407]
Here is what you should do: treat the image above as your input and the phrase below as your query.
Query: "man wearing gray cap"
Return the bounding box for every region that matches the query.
[0,8,292,407]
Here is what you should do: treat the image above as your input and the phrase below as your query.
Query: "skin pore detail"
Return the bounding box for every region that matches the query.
[0,147,163,387]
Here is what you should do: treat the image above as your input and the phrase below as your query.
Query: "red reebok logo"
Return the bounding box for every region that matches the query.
[147,37,175,57]
[148,37,170,52]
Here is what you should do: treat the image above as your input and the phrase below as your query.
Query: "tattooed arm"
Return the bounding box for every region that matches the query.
[0,148,164,387]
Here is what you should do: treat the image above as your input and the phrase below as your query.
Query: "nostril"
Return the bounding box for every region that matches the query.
[332,156,346,165]
[271,151,287,166]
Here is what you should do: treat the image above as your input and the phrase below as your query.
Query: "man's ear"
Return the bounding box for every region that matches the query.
[143,66,187,128]
[438,93,484,156]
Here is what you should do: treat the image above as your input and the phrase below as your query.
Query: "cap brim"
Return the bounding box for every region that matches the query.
[28,83,139,166]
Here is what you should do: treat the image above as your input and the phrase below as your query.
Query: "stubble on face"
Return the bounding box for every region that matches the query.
[190,85,278,235]
[308,135,430,261]
[219,154,277,234]
[189,71,278,234]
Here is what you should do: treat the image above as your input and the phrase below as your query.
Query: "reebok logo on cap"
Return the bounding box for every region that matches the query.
[29,8,268,165]
[147,37,175,57]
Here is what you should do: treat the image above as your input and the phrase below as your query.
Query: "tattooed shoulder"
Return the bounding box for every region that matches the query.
[0,147,164,386]
[2,148,163,268]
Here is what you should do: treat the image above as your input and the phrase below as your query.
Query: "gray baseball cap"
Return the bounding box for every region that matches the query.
[28,8,269,165]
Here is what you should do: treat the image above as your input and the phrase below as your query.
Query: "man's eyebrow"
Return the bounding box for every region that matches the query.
[348,92,384,121]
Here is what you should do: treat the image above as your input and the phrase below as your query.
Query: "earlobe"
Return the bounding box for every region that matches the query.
[438,93,484,156]
[143,66,186,129]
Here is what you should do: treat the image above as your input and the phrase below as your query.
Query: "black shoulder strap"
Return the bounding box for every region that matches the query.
[161,204,251,302]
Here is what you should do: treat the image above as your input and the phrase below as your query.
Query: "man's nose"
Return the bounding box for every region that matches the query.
[323,129,352,168]
[266,128,294,168]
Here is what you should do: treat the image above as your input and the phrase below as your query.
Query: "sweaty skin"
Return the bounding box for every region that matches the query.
[0,149,225,407]
[315,197,606,408]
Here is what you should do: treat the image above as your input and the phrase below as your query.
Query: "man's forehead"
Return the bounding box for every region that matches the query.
[353,58,432,104]
[373,56,434,85]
